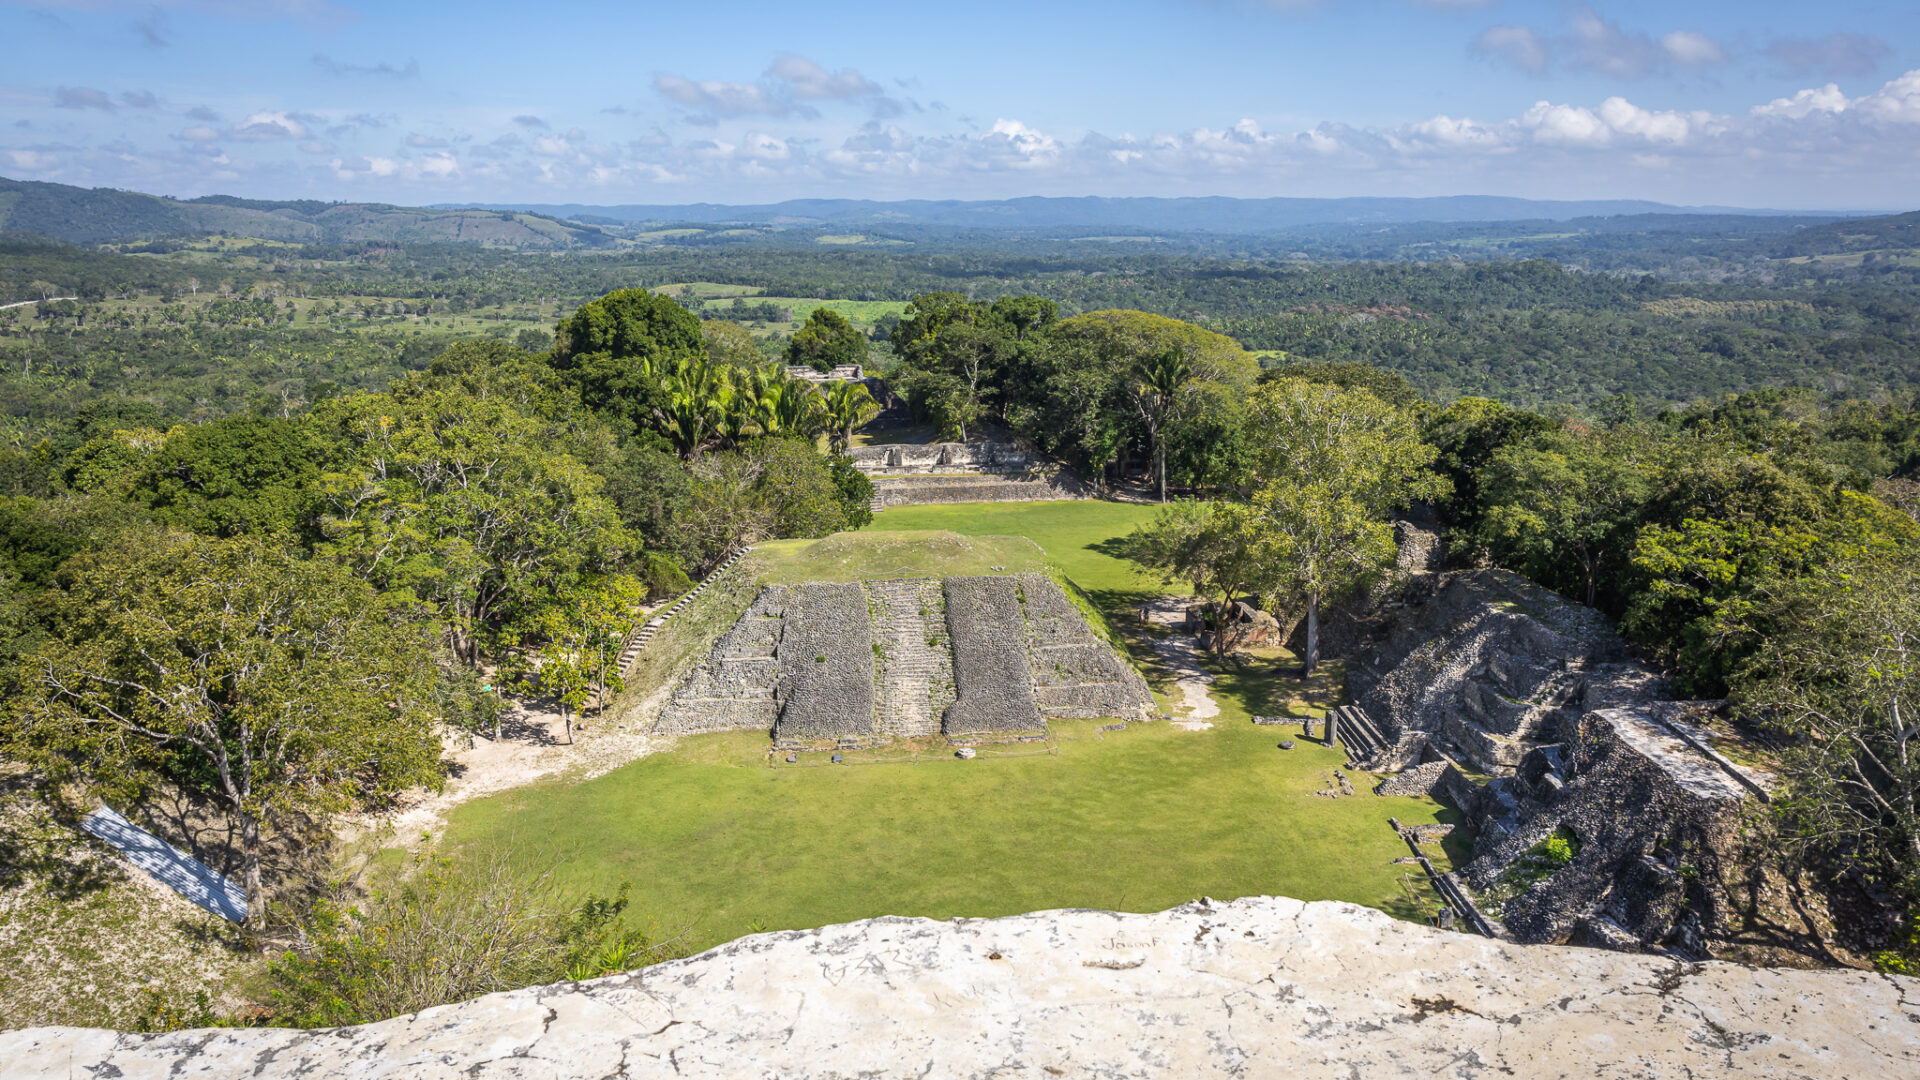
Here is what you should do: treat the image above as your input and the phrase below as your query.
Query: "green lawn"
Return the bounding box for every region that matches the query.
[874,500,1180,614]
[434,500,1461,951]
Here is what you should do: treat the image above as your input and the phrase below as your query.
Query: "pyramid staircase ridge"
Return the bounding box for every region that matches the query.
[617,546,753,678]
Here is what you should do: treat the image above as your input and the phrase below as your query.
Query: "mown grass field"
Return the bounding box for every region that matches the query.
[436,500,1462,952]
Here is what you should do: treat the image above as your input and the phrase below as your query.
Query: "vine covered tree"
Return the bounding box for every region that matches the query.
[785,308,866,372]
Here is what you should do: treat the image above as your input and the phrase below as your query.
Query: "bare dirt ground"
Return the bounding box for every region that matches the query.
[1138,596,1219,728]
[342,696,664,853]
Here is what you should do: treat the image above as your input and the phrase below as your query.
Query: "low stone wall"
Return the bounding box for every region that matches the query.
[942,576,1041,734]
[849,440,1037,476]
[773,583,876,741]
[13,896,1914,1079]
[870,471,1094,509]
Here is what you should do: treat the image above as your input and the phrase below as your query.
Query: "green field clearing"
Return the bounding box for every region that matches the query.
[749,530,1048,583]
[433,501,1461,952]
[874,500,1179,612]
[753,297,909,327]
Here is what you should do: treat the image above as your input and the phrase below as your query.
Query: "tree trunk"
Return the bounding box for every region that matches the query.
[1158,443,1167,503]
[240,810,264,933]
[564,704,574,745]
[1302,595,1321,678]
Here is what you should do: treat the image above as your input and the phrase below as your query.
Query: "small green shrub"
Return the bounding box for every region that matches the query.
[1543,834,1574,866]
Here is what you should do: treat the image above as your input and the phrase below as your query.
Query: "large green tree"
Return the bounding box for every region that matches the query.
[1240,378,1444,674]
[7,531,442,925]
[785,308,867,372]
[549,289,706,435]
[312,385,633,664]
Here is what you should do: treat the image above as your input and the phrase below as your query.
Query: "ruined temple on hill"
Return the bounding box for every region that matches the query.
[656,573,1153,742]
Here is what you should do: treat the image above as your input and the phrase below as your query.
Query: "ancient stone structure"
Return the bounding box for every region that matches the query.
[849,439,1096,509]
[866,577,955,738]
[652,588,785,737]
[1348,569,1668,774]
[772,583,876,741]
[11,896,1913,1079]
[656,573,1152,741]
[942,575,1041,734]
[1461,703,1776,952]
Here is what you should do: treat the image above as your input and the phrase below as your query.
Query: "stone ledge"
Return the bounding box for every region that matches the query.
[7,895,1914,1079]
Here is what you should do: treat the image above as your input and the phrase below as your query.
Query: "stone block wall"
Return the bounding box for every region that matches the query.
[848,440,1037,476]
[941,576,1041,734]
[774,583,877,741]
[1348,570,1669,774]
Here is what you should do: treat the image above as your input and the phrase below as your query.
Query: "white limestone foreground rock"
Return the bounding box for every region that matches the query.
[4,895,1916,1078]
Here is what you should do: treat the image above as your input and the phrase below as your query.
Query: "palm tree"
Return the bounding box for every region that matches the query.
[822,380,881,452]
[1130,349,1193,502]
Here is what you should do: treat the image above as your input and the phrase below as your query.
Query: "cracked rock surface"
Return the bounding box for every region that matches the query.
[4,896,1915,1078]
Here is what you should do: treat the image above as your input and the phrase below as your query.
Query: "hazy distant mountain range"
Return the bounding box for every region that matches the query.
[0,175,1897,253]
[442,194,1838,231]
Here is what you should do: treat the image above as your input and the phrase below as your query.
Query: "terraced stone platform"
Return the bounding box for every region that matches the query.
[653,573,1152,742]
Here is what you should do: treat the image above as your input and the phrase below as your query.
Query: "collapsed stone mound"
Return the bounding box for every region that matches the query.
[12,896,1912,1079]
[1348,569,1669,773]
[656,572,1152,740]
[1460,703,1775,952]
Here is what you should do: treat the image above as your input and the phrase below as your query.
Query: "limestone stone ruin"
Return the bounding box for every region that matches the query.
[848,438,1095,509]
[1344,567,1787,957]
[656,572,1153,741]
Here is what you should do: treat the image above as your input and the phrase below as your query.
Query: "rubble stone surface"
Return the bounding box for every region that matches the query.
[9,896,1914,1079]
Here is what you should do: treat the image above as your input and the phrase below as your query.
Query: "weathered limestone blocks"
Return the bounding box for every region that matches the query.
[11,895,1914,1079]
[1463,705,1764,950]
[654,588,785,736]
[1018,573,1156,720]
[867,577,954,738]
[1349,570,1669,773]
[773,583,875,741]
[848,439,1037,476]
[942,575,1041,734]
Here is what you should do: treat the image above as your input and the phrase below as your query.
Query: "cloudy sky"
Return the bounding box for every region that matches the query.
[2,0,1917,209]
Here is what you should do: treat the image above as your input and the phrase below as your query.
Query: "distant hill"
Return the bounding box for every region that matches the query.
[0,177,617,249]
[1769,210,1920,258]
[440,194,1840,232]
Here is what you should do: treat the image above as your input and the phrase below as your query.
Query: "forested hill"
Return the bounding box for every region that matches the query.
[443,194,1796,230]
[1770,210,1920,258]
[0,176,617,249]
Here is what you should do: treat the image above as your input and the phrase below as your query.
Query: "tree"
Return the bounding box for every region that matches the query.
[313,385,634,664]
[1128,349,1193,502]
[6,531,442,926]
[1732,556,1920,903]
[510,574,642,743]
[1116,500,1260,654]
[549,289,706,435]
[1240,379,1445,675]
[786,308,867,373]
[701,318,763,368]
[1477,429,1656,609]
[822,380,880,453]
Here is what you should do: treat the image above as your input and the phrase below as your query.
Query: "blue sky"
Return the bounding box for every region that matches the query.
[2,1,1917,209]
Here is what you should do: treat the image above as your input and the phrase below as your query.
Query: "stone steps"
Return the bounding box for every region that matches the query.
[865,577,952,737]
[617,547,752,677]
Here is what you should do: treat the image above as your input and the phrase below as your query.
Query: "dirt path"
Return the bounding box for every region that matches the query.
[1138,596,1219,729]
[0,297,76,311]
[341,698,662,852]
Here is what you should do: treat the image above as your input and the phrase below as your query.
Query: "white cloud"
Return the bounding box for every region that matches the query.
[225,110,310,141]
[1766,33,1892,78]
[1472,26,1548,75]
[1752,84,1850,121]
[653,74,796,119]
[1477,7,1725,79]
[173,124,218,143]
[765,54,880,101]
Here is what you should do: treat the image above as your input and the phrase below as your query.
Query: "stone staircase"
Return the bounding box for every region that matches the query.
[617,546,752,678]
[1332,705,1393,764]
[865,578,953,738]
